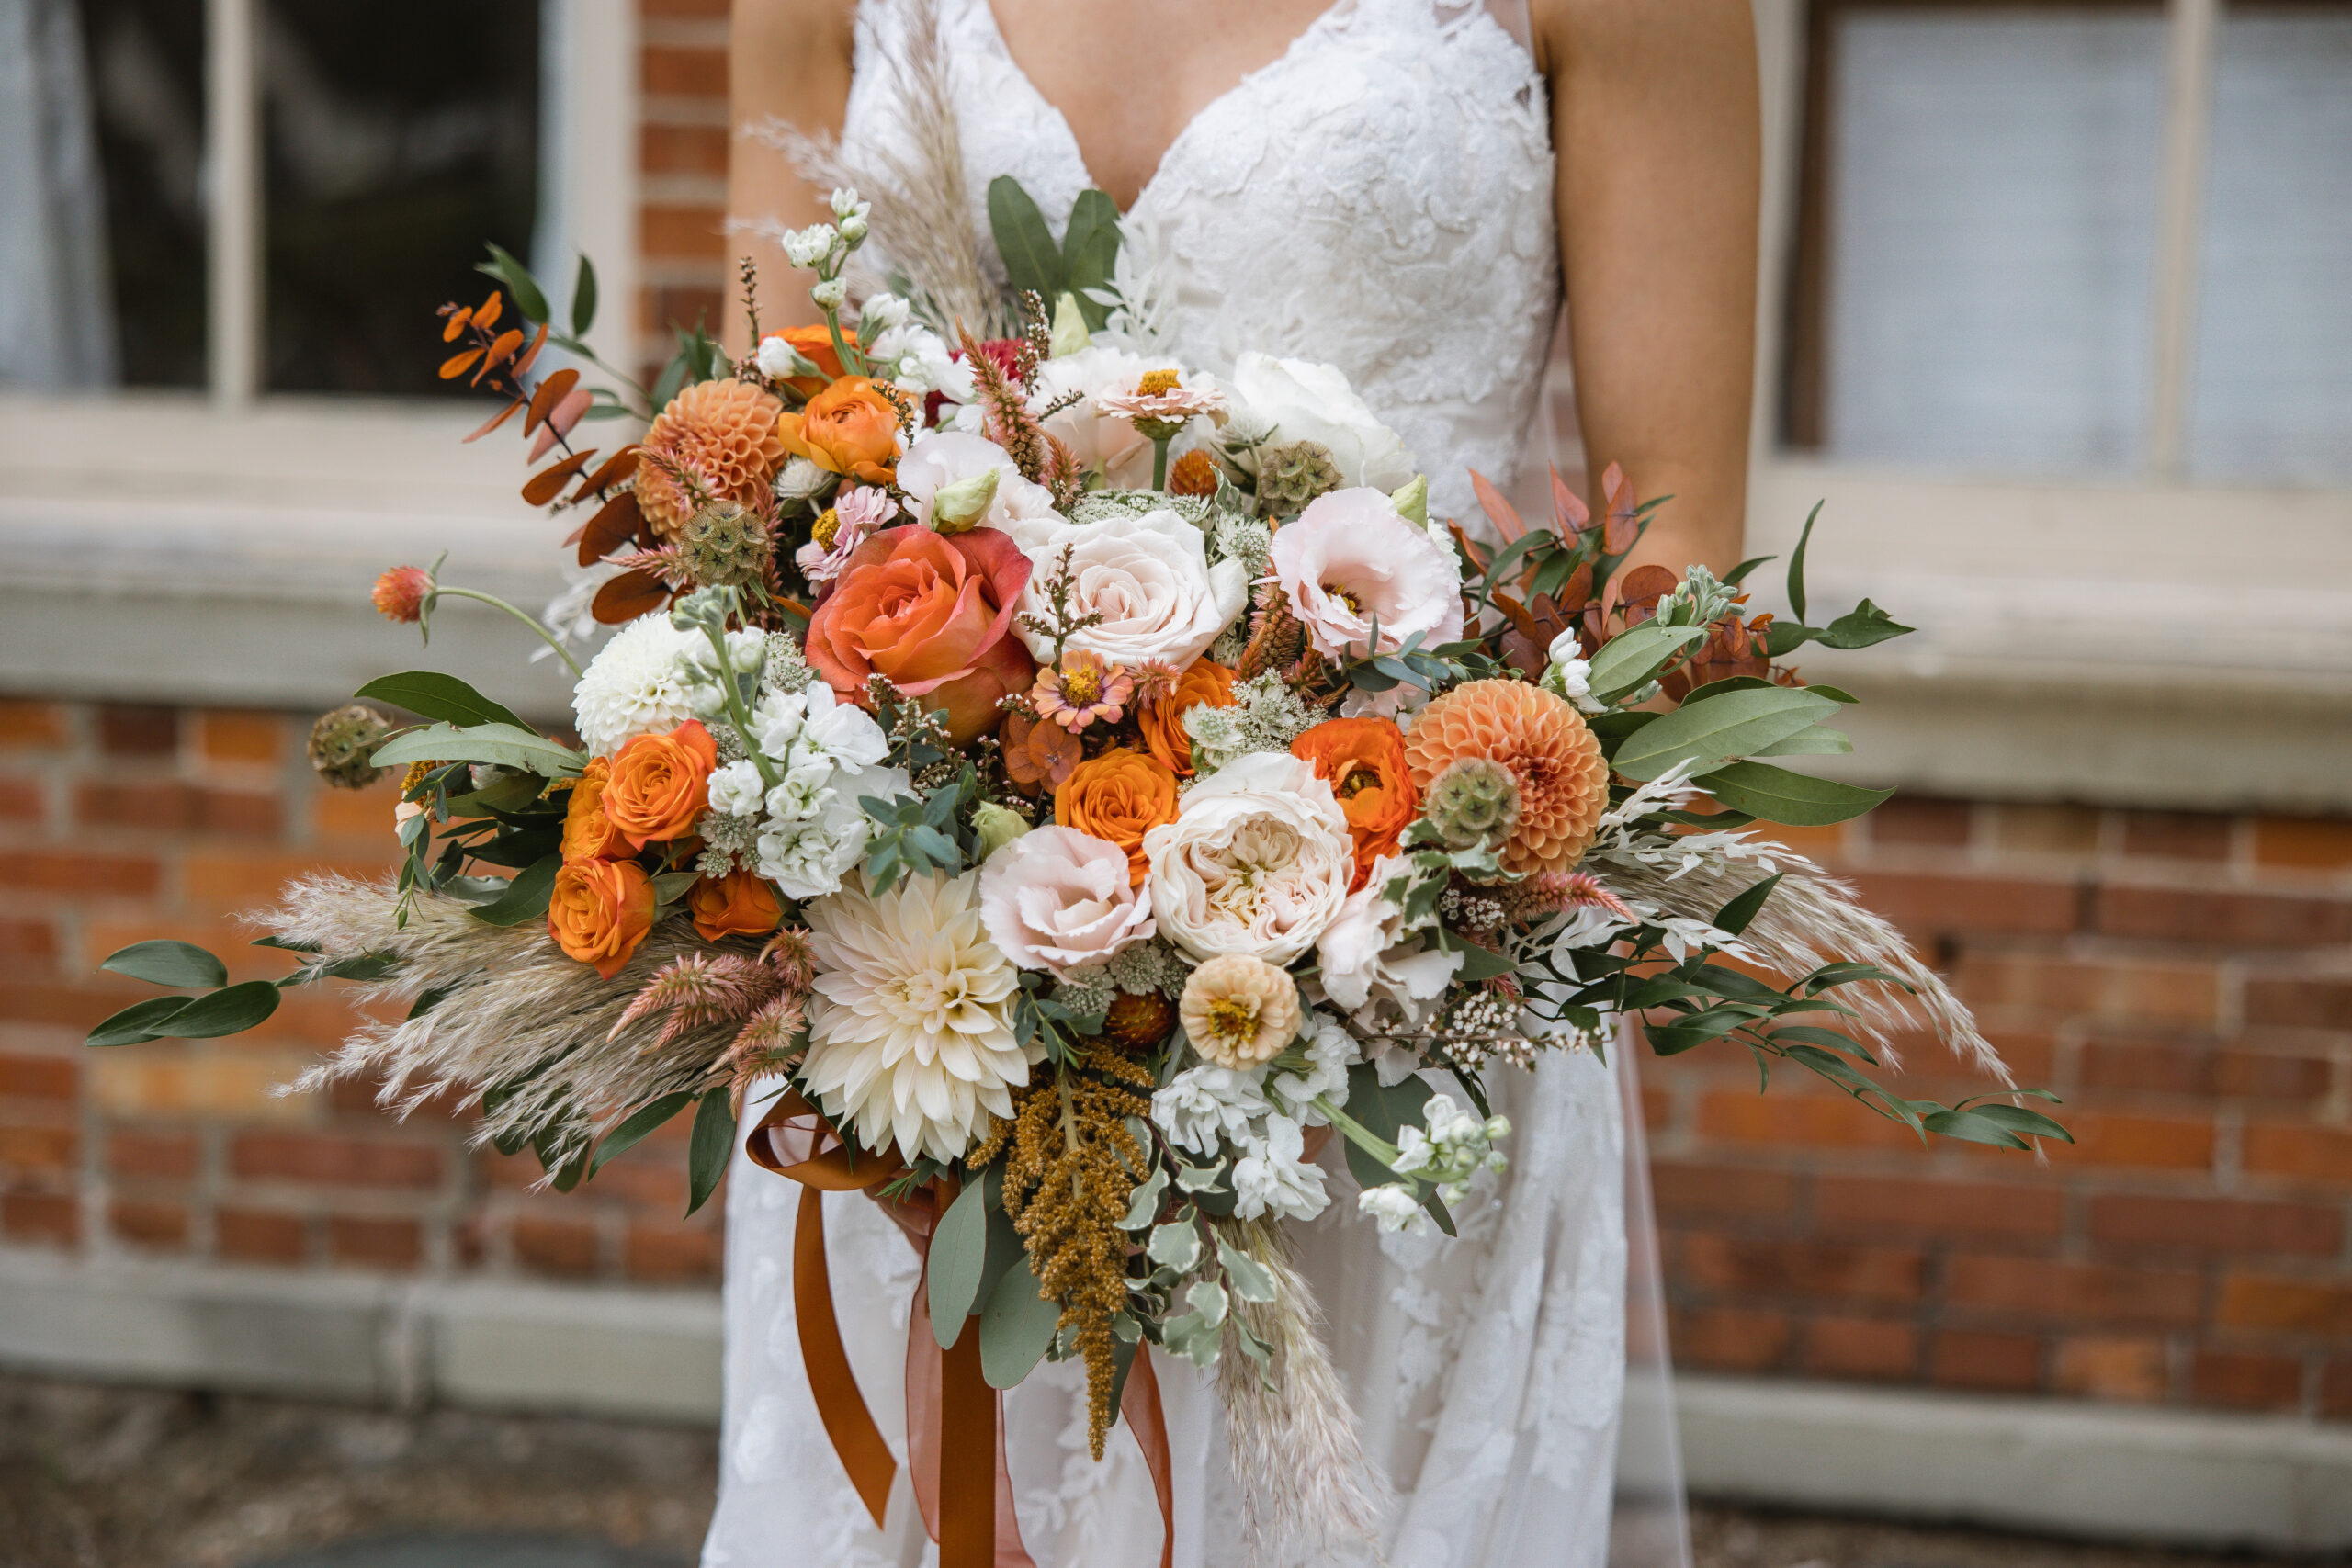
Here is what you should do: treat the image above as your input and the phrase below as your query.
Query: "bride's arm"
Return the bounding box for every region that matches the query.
[1537,0,1760,576]
[728,0,862,344]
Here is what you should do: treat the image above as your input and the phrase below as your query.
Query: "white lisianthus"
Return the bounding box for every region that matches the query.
[896,433,1059,532]
[1150,1063,1272,1158]
[1313,855,1464,1033]
[1270,488,1465,662]
[1357,1183,1430,1236]
[1232,1116,1329,1222]
[1227,353,1416,491]
[707,761,766,818]
[1002,508,1249,671]
[755,335,810,382]
[1142,752,1356,965]
[571,613,705,756]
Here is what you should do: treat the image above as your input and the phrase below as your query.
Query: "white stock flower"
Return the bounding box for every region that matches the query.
[1151,1064,1272,1157]
[1357,1183,1430,1236]
[1270,1010,1357,1115]
[872,322,973,400]
[856,291,910,334]
[800,870,1034,1164]
[1231,1115,1329,1222]
[781,224,836,268]
[571,613,705,756]
[1542,628,1605,714]
[1313,855,1464,1032]
[1142,751,1356,965]
[1002,508,1249,671]
[1270,488,1465,662]
[896,432,1059,532]
[707,761,765,818]
[1227,353,1416,491]
[755,764,910,901]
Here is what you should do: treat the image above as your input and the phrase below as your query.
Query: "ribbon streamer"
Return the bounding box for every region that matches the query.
[750,1092,1174,1568]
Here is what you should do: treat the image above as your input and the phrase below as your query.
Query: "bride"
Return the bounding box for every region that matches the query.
[706,2,1760,1563]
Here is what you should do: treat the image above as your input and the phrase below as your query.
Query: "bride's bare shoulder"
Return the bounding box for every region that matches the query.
[734,0,860,100]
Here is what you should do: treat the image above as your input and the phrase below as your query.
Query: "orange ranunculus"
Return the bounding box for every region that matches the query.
[548,858,657,979]
[602,720,719,850]
[762,323,858,397]
[777,375,901,485]
[805,525,1036,745]
[1139,658,1238,776]
[561,757,626,863]
[1292,716,1419,891]
[689,870,783,943]
[1056,748,1180,887]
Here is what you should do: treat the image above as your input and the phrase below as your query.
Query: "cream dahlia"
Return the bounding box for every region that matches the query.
[800,870,1036,1164]
[1403,680,1610,875]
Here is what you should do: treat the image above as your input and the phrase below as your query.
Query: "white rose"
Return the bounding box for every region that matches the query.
[1227,353,1416,491]
[977,825,1156,978]
[1313,855,1464,1032]
[896,432,1060,532]
[1002,508,1249,671]
[1142,752,1355,965]
[707,761,766,818]
[1028,345,1180,488]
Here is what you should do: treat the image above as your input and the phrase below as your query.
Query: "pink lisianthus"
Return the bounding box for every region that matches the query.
[1269,487,1464,662]
[978,825,1156,977]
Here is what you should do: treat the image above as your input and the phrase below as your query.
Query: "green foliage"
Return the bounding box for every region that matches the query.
[686,1089,736,1217]
[979,1255,1060,1388]
[1696,761,1894,826]
[590,1090,696,1176]
[101,940,226,990]
[1611,687,1841,783]
[861,771,974,894]
[467,854,561,927]
[928,1177,991,1348]
[372,722,584,779]
[355,671,535,733]
[986,177,1125,329]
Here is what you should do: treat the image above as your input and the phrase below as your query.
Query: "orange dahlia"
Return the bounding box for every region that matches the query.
[635,378,786,541]
[1402,679,1609,875]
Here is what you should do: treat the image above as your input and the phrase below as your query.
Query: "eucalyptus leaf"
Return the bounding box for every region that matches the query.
[1751,726,1853,758]
[1584,621,1706,702]
[355,672,534,734]
[650,869,701,907]
[928,1178,991,1347]
[372,722,585,779]
[1059,188,1121,329]
[1787,500,1822,624]
[1696,761,1895,826]
[479,243,551,323]
[1611,688,1840,783]
[100,940,226,991]
[571,254,598,337]
[143,981,281,1039]
[979,1256,1061,1388]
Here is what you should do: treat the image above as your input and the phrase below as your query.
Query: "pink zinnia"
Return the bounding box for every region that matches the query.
[372,565,436,624]
[1032,650,1135,732]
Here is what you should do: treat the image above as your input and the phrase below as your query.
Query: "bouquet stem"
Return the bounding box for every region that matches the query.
[434,587,583,679]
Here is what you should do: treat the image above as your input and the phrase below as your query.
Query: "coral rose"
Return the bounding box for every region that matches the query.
[548,858,657,979]
[689,869,783,943]
[602,720,718,850]
[1403,679,1610,875]
[1291,716,1419,890]
[804,525,1036,745]
[777,375,902,485]
[1056,749,1180,887]
[560,758,626,863]
[1139,659,1238,776]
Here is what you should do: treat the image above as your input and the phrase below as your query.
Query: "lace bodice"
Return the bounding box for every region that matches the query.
[840,0,1562,523]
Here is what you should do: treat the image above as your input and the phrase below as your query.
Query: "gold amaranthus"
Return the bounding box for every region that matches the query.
[971,1038,1153,1457]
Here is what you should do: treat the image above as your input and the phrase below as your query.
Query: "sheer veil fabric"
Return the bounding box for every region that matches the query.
[705,2,1691,1562]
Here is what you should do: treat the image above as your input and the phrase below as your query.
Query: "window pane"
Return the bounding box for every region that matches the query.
[76,0,209,388]
[262,0,539,396]
[2188,6,2352,485]
[1821,9,2167,475]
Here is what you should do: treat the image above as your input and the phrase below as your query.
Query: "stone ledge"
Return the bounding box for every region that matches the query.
[4,1248,2346,1549]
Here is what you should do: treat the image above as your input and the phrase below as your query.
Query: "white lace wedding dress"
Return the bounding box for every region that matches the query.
[705,3,1670,1563]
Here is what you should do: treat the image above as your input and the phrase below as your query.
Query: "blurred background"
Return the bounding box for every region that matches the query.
[0,0,2346,1564]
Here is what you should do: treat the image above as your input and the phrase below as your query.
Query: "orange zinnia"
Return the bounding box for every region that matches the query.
[1292,716,1419,890]
[1056,748,1180,887]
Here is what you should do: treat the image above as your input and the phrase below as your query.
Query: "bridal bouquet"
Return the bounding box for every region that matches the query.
[85,185,2062,1564]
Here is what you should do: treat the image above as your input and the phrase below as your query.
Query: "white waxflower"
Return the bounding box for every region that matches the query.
[809,277,848,311]
[1357,1184,1431,1236]
[782,224,836,268]
[707,761,766,818]
[1231,1116,1329,1222]
[857,291,910,334]
[571,613,705,756]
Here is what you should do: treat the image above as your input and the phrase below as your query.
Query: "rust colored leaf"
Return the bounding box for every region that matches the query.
[525,367,580,435]
[1468,468,1526,544]
[438,348,483,380]
[1492,592,1544,645]
[476,291,503,330]
[592,568,671,624]
[1446,519,1491,576]
[1549,466,1590,536]
[462,397,526,443]
[512,321,551,378]
[544,385,594,442]
[1557,559,1594,613]
[522,449,598,507]
[576,446,640,498]
[576,491,644,566]
[1599,462,1639,556]
[477,328,526,384]
[441,307,471,344]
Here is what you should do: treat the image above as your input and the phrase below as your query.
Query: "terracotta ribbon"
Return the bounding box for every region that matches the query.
[749,1093,1175,1568]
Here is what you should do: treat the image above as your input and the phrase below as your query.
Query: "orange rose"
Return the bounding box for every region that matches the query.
[762,323,858,397]
[561,758,626,863]
[1292,716,1419,891]
[548,858,657,979]
[777,375,901,485]
[1056,749,1180,887]
[1140,659,1238,776]
[689,870,783,943]
[602,720,718,849]
[805,525,1036,745]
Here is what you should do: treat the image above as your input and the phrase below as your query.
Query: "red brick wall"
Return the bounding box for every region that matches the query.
[638,0,732,371]
[0,699,720,1287]
[1645,797,2352,1419]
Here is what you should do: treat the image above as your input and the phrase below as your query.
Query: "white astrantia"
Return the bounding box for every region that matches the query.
[707,761,765,818]
[571,613,706,756]
[1001,507,1249,671]
[1232,1115,1329,1222]
[799,869,1037,1165]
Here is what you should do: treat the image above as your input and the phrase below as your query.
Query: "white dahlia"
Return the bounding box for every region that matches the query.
[571,613,705,756]
[800,870,1036,1164]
